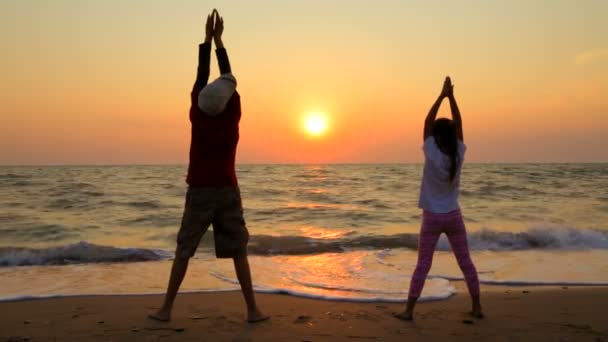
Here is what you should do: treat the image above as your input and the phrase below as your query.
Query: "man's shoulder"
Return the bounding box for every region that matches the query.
[226,91,241,107]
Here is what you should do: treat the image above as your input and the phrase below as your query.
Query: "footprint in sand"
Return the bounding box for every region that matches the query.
[293,315,313,324]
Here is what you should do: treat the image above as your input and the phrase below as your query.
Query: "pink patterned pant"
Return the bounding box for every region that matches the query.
[408,209,480,298]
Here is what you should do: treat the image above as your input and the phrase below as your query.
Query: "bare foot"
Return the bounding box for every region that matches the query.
[471,296,483,318]
[393,311,413,321]
[470,309,484,319]
[247,309,269,323]
[148,308,171,322]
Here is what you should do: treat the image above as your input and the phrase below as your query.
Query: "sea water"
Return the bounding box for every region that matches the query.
[1,164,607,302]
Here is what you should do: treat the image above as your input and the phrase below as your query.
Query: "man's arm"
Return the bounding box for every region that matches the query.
[191,14,215,104]
[213,11,232,74]
[215,46,231,75]
[193,43,211,93]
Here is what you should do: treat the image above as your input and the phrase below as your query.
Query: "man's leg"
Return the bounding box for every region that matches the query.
[214,187,268,322]
[149,188,211,322]
[233,251,269,323]
[149,255,191,321]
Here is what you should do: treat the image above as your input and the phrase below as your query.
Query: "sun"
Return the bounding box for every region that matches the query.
[303,113,329,136]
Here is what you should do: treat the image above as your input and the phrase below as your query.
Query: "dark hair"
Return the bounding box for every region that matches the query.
[432,118,459,182]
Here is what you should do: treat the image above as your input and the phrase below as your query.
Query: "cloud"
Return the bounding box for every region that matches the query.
[575,49,608,65]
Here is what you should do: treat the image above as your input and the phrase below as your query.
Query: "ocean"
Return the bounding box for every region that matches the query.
[1,164,608,302]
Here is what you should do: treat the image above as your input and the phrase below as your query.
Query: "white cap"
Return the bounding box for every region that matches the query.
[197,73,237,116]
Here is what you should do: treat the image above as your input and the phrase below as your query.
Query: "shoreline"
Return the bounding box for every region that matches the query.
[1,283,607,341]
[2,281,608,304]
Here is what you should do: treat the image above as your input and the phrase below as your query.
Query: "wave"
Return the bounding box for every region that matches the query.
[247,234,419,255]
[0,173,41,187]
[247,227,608,255]
[126,200,163,209]
[97,199,166,210]
[0,242,167,267]
[210,271,454,303]
[0,173,28,180]
[1,278,606,304]
[47,198,91,210]
[119,213,177,227]
[295,191,345,205]
[1,223,79,241]
[428,274,608,286]
[0,288,240,303]
[252,285,451,303]
[0,213,28,223]
[464,183,547,198]
[2,227,606,267]
[0,286,452,304]
[68,182,97,190]
[246,206,390,226]
[289,278,406,296]
[465,226,608,250]
[353,199,393,209]
[247,188,286,197]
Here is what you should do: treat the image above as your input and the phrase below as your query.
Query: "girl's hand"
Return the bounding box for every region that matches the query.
[441,76,453,98]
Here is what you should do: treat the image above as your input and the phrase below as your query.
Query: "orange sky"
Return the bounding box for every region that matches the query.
[1,0,607,164]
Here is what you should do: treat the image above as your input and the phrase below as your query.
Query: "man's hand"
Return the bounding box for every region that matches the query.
[205,12,215,43]
[213,9,224,48]
[440,76,454,98]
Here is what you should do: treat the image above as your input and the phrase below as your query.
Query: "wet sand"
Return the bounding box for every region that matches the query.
[1,283,607,341]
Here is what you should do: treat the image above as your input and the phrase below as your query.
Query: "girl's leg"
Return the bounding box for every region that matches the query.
[445,210,483,317]
[395,212,442,320]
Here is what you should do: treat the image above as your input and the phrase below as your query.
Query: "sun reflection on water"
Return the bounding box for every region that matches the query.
[299,226,351,239]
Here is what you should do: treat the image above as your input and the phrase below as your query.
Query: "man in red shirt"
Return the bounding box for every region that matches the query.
[149,10,268,323]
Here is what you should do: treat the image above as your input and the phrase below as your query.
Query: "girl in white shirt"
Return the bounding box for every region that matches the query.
[395,77,483,321]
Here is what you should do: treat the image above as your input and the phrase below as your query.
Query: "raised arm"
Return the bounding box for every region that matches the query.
[213,10,232,74]
[424,96,443,141]
[191,13,214,101]
[424,77,452,141]
[446,78,464,142]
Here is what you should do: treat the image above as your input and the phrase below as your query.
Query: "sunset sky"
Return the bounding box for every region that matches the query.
[1,0,607,164]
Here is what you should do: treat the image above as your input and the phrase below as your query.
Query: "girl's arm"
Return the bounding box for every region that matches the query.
[424,95,443,141]
[424,77,452,141]
[447,81,464,142]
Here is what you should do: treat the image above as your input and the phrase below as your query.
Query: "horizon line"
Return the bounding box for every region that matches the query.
[1,161,607,167]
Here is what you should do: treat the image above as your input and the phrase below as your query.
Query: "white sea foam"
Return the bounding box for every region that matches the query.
[209,269,455,303]
[1,251,607,304]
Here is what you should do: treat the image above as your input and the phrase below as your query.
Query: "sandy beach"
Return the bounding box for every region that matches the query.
[1,283,606,341]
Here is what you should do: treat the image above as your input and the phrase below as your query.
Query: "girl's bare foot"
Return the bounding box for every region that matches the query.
[470,309,484,319]
[471,296,483,318]
[393,311,414,321]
